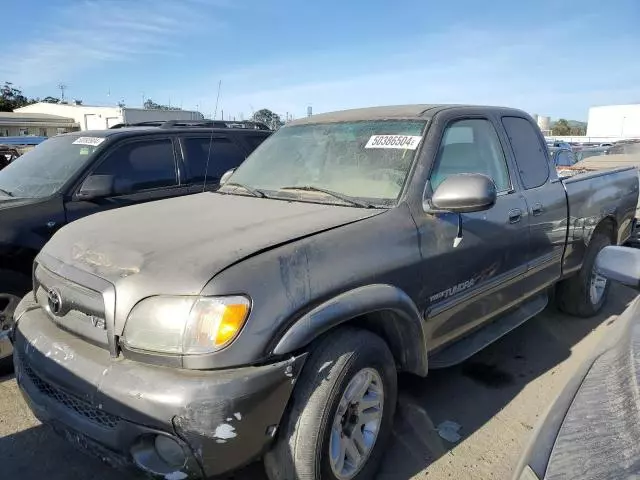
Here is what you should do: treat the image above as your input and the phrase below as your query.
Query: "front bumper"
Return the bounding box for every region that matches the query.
[14,306,307,478]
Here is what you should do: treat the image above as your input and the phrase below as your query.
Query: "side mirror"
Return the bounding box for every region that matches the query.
[77,175,114,200]
[595,246,640,290]
[427,173,497,213]
[220,168,236,186]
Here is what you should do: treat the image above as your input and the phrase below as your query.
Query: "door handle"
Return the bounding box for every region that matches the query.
[531,202,543,216]
[508,208,522,223]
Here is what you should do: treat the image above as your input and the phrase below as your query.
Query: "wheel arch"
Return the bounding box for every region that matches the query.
[592,215,617,245]
[271,284,429,377]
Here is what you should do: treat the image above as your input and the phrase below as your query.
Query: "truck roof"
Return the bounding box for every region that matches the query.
[288,104,530,125]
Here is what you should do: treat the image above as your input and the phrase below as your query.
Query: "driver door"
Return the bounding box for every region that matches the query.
[65,137,191,223]
[415,117,530,349]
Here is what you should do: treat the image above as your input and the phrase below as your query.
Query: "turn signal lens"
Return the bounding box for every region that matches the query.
[184,296,251,353]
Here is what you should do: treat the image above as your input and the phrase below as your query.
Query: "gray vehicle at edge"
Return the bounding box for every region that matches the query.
[11,105,639,479]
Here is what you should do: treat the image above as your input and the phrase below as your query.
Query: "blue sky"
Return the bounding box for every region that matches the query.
[1,0,639,121]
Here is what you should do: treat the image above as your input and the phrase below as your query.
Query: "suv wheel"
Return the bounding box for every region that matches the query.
[264,327,397,480]
[556,232,611,317]
[0,270,31,372]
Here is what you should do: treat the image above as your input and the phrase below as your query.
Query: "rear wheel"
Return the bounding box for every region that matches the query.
[264,327,397,480]
[556,232,611,317]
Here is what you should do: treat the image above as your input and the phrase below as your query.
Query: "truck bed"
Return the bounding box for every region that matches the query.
[562,166,639,273]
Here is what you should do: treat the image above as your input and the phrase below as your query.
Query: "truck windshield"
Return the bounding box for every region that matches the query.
[225,120,427,206]
[0,136,101,198]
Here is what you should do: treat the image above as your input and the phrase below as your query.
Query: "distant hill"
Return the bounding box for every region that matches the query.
[567,120,587,129]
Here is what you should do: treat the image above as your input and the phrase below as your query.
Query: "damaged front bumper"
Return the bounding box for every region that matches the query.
[14,306,307,479]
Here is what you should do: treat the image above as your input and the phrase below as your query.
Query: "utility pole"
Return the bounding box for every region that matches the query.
[58,83,68,102]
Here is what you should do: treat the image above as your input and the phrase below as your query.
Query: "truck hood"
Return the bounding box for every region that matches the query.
[41,192,383,331]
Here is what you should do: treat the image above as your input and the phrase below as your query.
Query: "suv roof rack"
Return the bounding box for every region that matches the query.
[109,120,272,131]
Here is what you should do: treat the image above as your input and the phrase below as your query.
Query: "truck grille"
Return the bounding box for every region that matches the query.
[21,357,120,429]
[34,264,109,348]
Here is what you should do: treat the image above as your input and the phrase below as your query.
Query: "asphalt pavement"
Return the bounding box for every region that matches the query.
[0,285,635,480]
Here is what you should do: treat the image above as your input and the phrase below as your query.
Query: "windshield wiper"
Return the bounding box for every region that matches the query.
[222,182,267,198]
[0,188,14,197]
[279,186,373,208]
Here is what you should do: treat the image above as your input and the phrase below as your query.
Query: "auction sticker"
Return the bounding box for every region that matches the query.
[73,137,105,146]
[365,135,422,150]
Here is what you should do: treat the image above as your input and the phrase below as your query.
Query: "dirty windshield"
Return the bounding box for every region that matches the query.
[225,120,426,206]
[0,136,100,198]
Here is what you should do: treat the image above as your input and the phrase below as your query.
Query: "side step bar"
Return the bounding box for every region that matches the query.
[428,293,548,369]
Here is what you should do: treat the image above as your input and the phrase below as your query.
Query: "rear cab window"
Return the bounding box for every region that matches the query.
[501,116,549,189]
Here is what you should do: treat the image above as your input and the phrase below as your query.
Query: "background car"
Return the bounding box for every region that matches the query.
[0,145,20,170]
[548,146,577,169]
[514,245,640,480]
[546,140,572,150]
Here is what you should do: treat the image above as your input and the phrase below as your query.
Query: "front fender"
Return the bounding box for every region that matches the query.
[272,284,428,376]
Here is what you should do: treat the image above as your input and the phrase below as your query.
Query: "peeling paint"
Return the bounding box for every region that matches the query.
[213,423,237,440]
[164,471,188,480]
[70,242,142,277]
[50,342,74,362]
[233,412,242,420]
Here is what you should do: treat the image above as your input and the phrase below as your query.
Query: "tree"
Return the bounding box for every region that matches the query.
[551,118,571,136]
[143,98,178,110]
[0,82,31,111]
[252,108,283,129]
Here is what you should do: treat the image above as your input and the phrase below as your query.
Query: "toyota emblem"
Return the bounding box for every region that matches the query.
[47,288,63,315]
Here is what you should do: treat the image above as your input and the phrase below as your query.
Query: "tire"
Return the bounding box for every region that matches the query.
[264,327,397,480]
[556,232,612,317]
[0,270,31,373]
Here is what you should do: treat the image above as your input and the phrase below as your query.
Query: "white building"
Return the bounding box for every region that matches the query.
[587,104,640,138]
[14,102,204,131]
[0,112,78,137]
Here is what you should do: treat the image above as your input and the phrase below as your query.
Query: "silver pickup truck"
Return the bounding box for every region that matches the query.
[10,105,640,480]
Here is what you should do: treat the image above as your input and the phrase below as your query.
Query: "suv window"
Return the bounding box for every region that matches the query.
[502,116,549,189]
[431,118,510,192]
[182,137,247,183]
[93,138,177,195]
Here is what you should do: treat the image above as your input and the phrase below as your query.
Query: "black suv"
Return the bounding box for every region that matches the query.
[0,120,271,356]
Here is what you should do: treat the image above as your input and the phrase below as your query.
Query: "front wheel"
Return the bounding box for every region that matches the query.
[264,327,397,480]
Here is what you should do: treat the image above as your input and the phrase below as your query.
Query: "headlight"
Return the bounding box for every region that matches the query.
[123,296,251,355]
